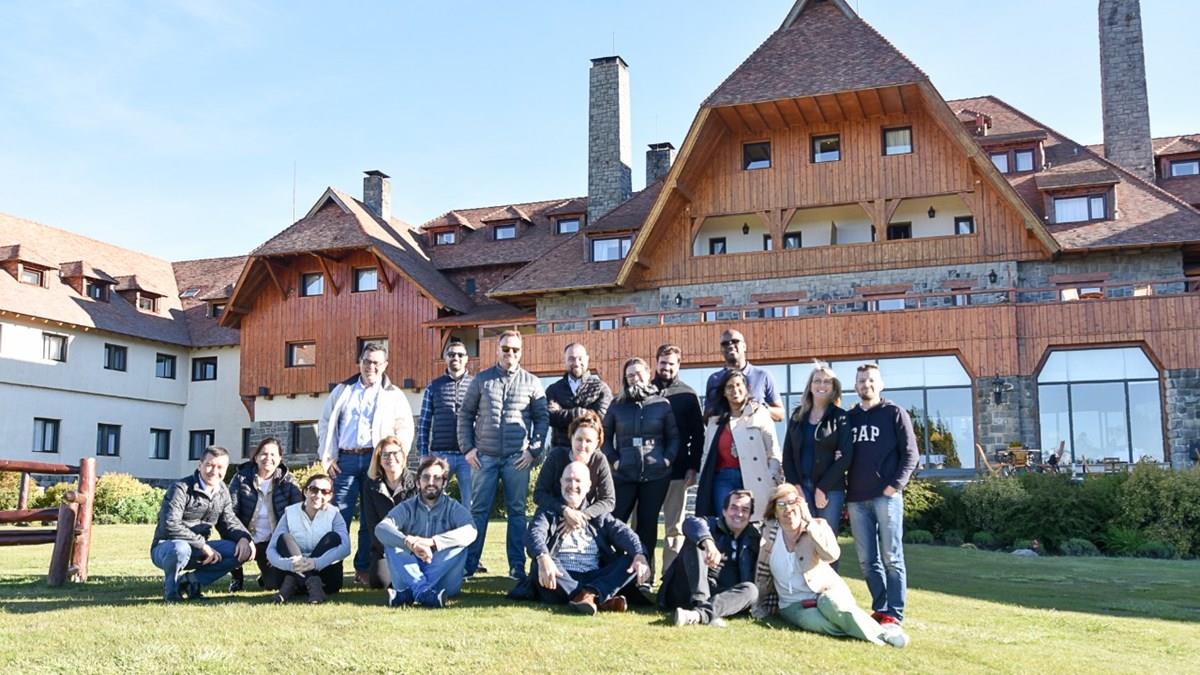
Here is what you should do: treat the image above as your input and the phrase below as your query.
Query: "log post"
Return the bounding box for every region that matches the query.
[70,458,97,582]
[16,472,30,511]
[47,502,78,587]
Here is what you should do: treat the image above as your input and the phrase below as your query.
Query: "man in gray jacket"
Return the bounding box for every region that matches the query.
[458,329,550,580]
[376,456,477,608]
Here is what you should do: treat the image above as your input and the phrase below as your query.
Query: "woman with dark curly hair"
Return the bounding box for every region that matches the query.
[227,437,302,591]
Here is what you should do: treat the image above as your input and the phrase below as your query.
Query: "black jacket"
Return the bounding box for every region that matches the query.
[658,515,761,609]
[533,446,616,518]
[545,373,613,450]
[602,393,680,483]
[361,471,418,562]
[151,471,250,552]
[652,375,705,480]
[782,405,854,494]
[509,508,644,600]
[227,461,302,537]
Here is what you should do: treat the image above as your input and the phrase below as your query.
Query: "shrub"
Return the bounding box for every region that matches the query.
[1008,473,1097,551]
[942,529,965,546]
[93,473,152,515]
[1012,538,1036,551]
[961,476,1026,537]
[971,531,1000,550]
[1102,525,1147,557]
[288,462,327,491]
[31,482,76,509]
[1060,537,1100,557]
[1134,541,1176,559]
[1119,463,1200,558]
[902,480,943,526]
[904,529,934,544]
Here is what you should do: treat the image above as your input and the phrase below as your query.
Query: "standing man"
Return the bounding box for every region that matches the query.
[416,339,476,512]
[845,364,919,627]
[458,329,549,580]
[375,456,477,608]
[544,342,612,452]
[659,489,761,627]
[318,342,415,585]
[150,446,255,601]
[704,329,785,422]
[652,343,706,575]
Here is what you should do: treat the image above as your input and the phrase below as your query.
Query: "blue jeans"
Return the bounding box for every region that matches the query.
[800,481,846,531]
[333,452,372,571]
[847,493,907,621]
[711,467,743,516]
[534,553,637,605]
[150,539,240,599]
[385,545,468,600]
[466,452,530,575]
[434,451,473,513]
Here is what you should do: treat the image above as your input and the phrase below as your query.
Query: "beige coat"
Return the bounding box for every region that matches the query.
[752,517,852,617]
[700,402,782,521]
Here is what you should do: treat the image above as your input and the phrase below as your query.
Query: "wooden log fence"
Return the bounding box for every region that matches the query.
[0,457,96,586]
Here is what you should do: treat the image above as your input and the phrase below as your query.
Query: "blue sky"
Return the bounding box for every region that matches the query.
[1,1,1197,261]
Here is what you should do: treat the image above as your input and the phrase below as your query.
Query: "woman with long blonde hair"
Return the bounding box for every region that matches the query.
[783,363,852,531]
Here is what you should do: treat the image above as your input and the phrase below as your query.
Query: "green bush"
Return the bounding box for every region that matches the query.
[1134,541,1175,559]
[902,479,943,526]
[904,529,934,544]
[0,472,27,510]
[961,477,1026,537]
[1118,463,1200,558]
[1060,538,1100,557]
[971,531,1000,550]
[31,482,76,509]
[288,462,327,490]
[1102,525,1147,557]
[1007,473,1103,551]
[1012,538,1036,551]
[93,473,154,516]
[942,529,965,546]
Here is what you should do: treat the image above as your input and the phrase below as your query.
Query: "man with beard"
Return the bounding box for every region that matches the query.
[544,343,613,452]
[651,343,706,575]
[375,456,477,608]
[703,329,784,422]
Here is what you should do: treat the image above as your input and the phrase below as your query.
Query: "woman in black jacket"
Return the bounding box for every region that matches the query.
[360,435,417,589]
[227,437,302,591]
[602,357,679,584]
[783,363,853,531]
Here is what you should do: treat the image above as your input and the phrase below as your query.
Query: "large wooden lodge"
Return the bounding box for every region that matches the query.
[3,0,1199,478]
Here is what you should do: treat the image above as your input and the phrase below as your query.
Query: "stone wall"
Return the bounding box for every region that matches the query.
[1165,368,1200,468]
[587,56,632,223]
[973,375,1039,457]
[1016,250,1183,301]
[1098,0,1155,182]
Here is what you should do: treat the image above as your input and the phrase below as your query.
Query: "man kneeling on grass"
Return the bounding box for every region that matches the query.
[375,456,476,608]
[510,462,650,615]
[150,446,255,602]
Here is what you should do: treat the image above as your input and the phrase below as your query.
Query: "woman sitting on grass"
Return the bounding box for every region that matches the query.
[753,483,909,648]
[266,473,351,604]
[227,437,302,591]
[360,435,418,589]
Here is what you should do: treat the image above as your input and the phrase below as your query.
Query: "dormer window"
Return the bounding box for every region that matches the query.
[494,224,517,240]
[18,267,44,286]
[591,236,631,262]
[1054,195,1107,224]
[181,288,200,298]
[434,231,456,245]
[1169,159,1199,177]
[556,218,580,235]
[991,147,1038,174]
[138,295,157,312]
[209,303,226,318]
[86,280,108,301]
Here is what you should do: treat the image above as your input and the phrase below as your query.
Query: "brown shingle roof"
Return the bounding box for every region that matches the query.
[114,274,165,296]
[1152,134,1200,156]
[0,243,57,268]
[59,260,117,283]
[1034,169,1120,191]
[703,0,925,108]
[0,212,193,345]
[420,197,587,270]
[423,302,534,328]
[950,96,1200,249]
[172,255,244,347]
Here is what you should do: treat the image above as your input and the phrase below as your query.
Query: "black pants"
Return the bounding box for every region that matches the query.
[534,554,637,605]
[366,553,390,590]
[613,477,671,579]
[231,543,285,590]
[277,532,344,594]
[658,544,758,623]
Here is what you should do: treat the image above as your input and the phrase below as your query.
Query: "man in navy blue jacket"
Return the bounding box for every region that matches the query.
[845,364,919,626]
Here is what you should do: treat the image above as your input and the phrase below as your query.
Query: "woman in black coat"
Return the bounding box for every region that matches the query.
[227,437,302,590]
[782,363,853,531]
[602,357,679,584]
[360,435,417,589]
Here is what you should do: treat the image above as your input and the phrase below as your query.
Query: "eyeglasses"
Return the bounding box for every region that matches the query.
[775,498,801,510]
[446,352,468,358]
[380,451,403,460]
[307,487,332,496]
[720,339,743,347]
[500,345,521,354]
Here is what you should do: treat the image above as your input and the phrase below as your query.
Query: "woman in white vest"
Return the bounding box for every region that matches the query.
[695,370,782,521]
[267,473,351,603]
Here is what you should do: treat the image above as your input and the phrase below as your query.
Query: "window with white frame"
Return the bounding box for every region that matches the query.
[1054,195,1106,223]
[43,333,67,362]
[592,237,631,262]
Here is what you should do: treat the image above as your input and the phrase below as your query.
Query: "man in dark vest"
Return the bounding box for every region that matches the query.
[416,339,476,512]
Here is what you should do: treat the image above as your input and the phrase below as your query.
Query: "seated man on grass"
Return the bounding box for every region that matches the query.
[375,456,477,608]
[150,446,255,602]
[658,489,760,627]
[510,461,649,615]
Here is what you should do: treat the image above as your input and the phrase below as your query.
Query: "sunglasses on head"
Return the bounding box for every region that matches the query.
[500,345,521,354]
[307,486,332,496]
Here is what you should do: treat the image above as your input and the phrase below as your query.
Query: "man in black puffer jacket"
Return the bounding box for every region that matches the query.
[545,343,612,451]
[651,343,706,576]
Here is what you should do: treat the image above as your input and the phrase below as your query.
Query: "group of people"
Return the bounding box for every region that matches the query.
[150,329,918,647]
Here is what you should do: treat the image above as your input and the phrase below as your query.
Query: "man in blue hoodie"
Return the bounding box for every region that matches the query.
[845,364,919,627]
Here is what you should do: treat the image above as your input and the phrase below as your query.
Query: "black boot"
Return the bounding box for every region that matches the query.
[274,575,299,604]
[304,575,326,604]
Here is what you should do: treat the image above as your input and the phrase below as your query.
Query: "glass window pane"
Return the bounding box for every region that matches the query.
[925,388,974,468]
[1038,384,1072,461]
[1038,351,1068,383]
[922,355,971,387]
[1054,197,1089,223]
[759,364,789,397]
[1127,381,1163,460]
[1069,382,1128,462]
[1122,347,1157,379]
[1089,196,1106,219]
[677,367,711,410]
[990,153,1009,173]
[876,357,925,389]
[1014,150,1034,172]
[884,127,912,155]
[888,389,926,455]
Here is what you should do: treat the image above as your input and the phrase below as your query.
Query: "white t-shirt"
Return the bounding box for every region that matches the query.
[252,477,272,543]
[769,527,817,608]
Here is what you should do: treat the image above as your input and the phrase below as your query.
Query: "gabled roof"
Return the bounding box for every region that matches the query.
[172,255,245,347]
[114,274,164,296]
[951,96,1200,249]
[703,0,926,108]
[1152,134,1200,156]
[420,196,588,270]
[480,205,532,223]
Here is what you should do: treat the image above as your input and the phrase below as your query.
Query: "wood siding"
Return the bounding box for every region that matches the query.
[238,249,444,397]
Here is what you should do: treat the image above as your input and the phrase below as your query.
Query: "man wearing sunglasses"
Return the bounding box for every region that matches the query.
[318,342,415,585]
[703,329,785,422]
[458,329,550,581]
[416,339,477,514]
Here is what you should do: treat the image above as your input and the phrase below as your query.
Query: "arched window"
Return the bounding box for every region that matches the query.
[1037,347,1162,463]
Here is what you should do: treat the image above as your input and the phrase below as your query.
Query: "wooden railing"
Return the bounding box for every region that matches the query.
[0,458,97,586]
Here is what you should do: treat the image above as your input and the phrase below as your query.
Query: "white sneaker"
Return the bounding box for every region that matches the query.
[673,608,702,626]
[880,623,910,649]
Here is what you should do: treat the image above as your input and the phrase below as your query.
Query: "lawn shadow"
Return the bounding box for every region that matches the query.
[835,540,1200,624]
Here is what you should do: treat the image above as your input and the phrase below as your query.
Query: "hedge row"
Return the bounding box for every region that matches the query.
[0,472,165,525]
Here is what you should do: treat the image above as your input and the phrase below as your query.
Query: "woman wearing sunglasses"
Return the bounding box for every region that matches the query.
[752,483,909,648]
[360,435,418,589]
[266,473,351,603]
[227,437,302,591]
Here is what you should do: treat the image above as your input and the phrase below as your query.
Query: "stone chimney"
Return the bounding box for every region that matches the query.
[1099,0,1155,182]
[588,56,632,223]
[645,142,675,186]
[363,170,391,221]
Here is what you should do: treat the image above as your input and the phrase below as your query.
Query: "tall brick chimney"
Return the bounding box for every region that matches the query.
[588,56,632,223]
[645,142,675,187]
[1099,0,1155,182]
[363,170,391,221]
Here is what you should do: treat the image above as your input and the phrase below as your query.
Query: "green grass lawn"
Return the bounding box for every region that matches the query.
[2,523,1198,674]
